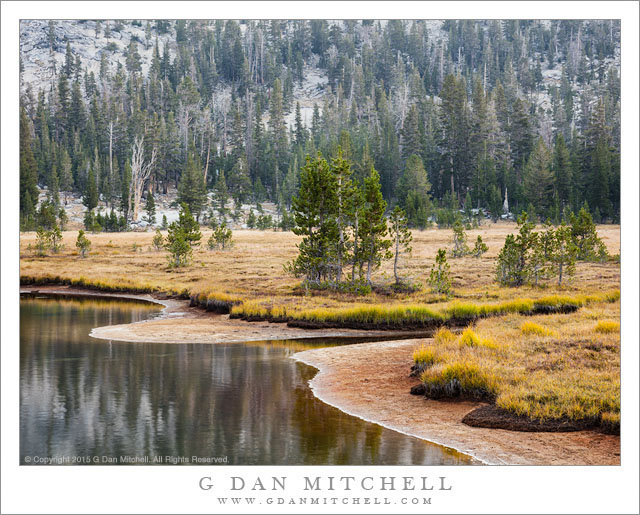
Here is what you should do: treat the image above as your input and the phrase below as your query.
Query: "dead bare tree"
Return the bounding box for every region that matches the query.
[130,136,157,222]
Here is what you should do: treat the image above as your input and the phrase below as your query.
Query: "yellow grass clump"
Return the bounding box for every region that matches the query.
[420,362,498,400]
[520,321,556,337]
[459,327,482,346]
[594,320,620,334]
[412,345,441,366]
[433,327,457,345]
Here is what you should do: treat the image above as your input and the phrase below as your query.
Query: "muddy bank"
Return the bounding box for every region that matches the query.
[460,405,615,433]
[293,339,620,465]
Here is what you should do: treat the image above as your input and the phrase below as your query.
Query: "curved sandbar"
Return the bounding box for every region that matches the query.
[293,339,620,465]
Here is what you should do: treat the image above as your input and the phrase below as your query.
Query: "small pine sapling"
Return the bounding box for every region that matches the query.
[471,235,488,258]
[450,221,469,257]
[34,227,50,256]
[75,230,91,258]
[49,225,64,253]
[152,230,164,251]
[429,249,452,295]
[550,223,578,285]
[246,210,257,229]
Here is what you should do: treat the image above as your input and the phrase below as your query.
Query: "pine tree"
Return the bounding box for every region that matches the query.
[144,191,156,224]
[20,106,39,227]
[58,148,73,204]
[75,230,91,258]
[214,169,229,219]
[488,185,502,222]
[294,101,307,146]
[398,154,431,228]
[568,206,608,261]
[152,229,164,251]
[268,78,289,196]
[471,235,488,258]
[177,146,207,220]
[450,221,470,257]
[164,203,202,267]
[496,212,536,286]
[84,161,99,211]
[400,104,422,161]
[287,154,338,284]
[429,249,452,295]
[330,148,357,282]
[389,206,413,285]
[523,137,554,217]
[360,167,391,284]
[550,223,577,285]
[553,134,572,209]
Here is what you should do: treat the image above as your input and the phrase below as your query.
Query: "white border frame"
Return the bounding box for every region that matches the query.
[2,2,638,514]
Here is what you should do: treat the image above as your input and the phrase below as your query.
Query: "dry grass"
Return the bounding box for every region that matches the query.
[19,223,620,312]
[414,300,620,429]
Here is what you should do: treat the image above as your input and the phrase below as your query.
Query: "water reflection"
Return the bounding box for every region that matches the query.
[20,298,472,465]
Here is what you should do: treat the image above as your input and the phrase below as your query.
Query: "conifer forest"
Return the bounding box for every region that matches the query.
[20,19,620,231]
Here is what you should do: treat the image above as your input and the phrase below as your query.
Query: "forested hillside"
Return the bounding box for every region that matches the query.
[19,19,620,230]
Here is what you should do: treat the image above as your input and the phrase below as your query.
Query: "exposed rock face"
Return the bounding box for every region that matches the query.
[20,20,175,93]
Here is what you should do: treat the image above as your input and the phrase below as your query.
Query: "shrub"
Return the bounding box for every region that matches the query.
[520,321,555,337]
[594,320,620,334]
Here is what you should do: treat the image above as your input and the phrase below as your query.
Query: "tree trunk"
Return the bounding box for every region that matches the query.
[558,262,563,286]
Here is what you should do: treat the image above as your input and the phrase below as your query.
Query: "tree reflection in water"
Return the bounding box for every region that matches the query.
[20,298,472,465]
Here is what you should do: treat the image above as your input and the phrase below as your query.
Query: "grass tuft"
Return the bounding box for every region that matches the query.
[459,327,482,347]
[412,345,441,366]
[433,327,457,345]
[420,362,497,400]
[520,321,555,337]
[594,320,620,334]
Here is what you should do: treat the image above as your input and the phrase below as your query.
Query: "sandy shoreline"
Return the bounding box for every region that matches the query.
[21,286,620,465]
[293,339,620,465]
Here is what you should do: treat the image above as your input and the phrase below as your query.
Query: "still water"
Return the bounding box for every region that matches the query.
[20,297,472,465]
